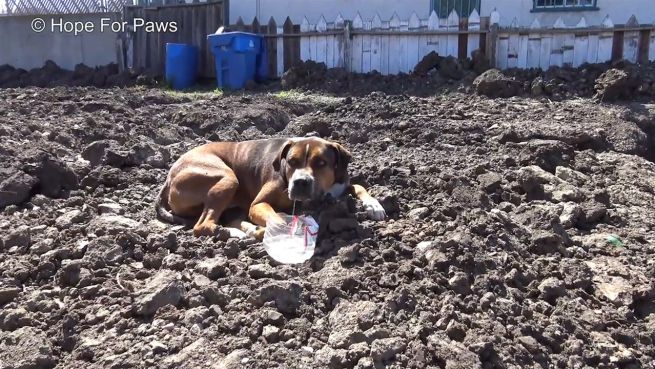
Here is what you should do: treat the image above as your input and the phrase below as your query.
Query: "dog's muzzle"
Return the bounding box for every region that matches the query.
[289,171,317,201]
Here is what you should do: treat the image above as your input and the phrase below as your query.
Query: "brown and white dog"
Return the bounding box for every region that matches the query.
[155,137,385,240]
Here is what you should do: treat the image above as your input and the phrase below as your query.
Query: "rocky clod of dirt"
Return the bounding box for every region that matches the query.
[0,327,56,369]
[413,51,444,76]
[473,69,523,98]
[134,270,185,316]
[594,68,639,102]
[0,150,78,208]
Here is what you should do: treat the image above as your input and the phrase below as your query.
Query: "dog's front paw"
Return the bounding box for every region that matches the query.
[247,227,266,241]
[227,228,248,239]
[363,197,386,221]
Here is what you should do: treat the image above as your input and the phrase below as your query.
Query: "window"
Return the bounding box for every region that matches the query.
[432,0,481,17]
[532,0,599,12]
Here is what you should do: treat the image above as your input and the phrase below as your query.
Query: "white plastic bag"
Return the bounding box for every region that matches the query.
[263,214,319,264]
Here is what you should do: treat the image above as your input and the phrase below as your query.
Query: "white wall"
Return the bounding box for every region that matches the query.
[230,0,429,25]
[481,0,654,27]
[0,13,118,70]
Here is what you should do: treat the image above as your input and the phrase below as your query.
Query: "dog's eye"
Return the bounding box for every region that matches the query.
[288,159,299,167]
[315,160,326,168]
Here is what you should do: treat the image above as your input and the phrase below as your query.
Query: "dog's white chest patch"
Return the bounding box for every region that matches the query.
[327,182,348,198]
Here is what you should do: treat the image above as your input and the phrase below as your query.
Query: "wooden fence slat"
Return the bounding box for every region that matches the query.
[399,18,409,72]
[497,34,509,69]
[446,10,459,57]
[506,17,519,68]
[387,13,400,74]
[317,15,328,32]
[587,34,600,63]
[335,14,346,68]
[235,16,245,31]
[310,33,317,64]
[282,17,294,71]
[623,15,639,62]
[267,17,278,78]
[563,33,575,66]
[362,14,374,68]
[300,17,310,61]
[467,9,481,58]
[370,13,383,73]
[316,15,328,68]
[326,29,335,68]
[539,34,552,70]
[573,17,589,67]
[612,31,625,61]
[527,19,541,68]
[379,20,390,74]
[508,34,519,68]
[638,30,650,63]
[407,12,420,71]
[597,15,614,62]
[276,25,285,77]
[352,13,364,72]
[517,33,528,68]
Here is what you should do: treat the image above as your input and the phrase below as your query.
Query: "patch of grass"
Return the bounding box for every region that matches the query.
[160,87,223,100]
[273,90,300,100]
[271,90,342,105]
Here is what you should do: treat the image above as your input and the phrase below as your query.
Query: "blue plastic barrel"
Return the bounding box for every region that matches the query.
[207,32,265,89]
[165,43,199,90]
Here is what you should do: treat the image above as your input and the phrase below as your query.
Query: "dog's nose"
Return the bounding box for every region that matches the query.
[293,177,312,190]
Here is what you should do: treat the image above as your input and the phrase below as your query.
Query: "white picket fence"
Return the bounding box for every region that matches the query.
[238,10,655,78]
[298,10,481,75]
[494,12,654,69]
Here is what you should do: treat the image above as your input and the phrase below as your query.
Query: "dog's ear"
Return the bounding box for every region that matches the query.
[329,142,352,183]
[273,140,294,171]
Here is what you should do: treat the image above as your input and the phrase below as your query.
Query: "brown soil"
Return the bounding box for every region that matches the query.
[0,85,654,369]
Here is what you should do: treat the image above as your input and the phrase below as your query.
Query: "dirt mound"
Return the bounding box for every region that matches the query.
[0,61,156,89]
[278,57,655,102]
[0,86,654,368]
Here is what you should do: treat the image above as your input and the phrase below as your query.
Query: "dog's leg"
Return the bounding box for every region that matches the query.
[193,175,239,237]
[351,184,386,220]
[248,202,284,240]
[248,183,288,240]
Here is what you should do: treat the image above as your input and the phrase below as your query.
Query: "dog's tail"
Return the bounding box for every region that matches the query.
[155,180,195,226]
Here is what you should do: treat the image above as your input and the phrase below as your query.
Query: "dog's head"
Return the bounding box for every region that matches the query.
[275,137,352,201]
